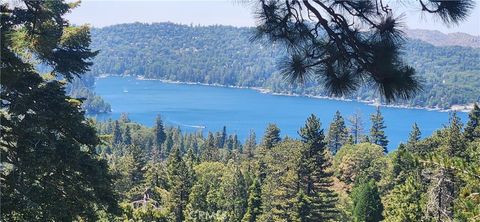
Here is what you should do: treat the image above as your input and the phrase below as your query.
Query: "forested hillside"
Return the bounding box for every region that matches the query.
[87,23,480,109]
[89,106,480,221]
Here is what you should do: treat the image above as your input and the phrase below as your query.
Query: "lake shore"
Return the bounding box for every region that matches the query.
[97,74,472,113]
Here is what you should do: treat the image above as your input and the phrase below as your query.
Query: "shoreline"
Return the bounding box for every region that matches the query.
[97,74,472,113]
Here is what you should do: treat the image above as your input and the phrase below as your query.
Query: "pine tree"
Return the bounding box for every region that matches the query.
[297,114,339,221]
[201,132,219,162]
[406,123,421,153]
[1,1,117,219]
[383,176,424,222]
[464,103,480,141]
[370,107,389,153]
[326,110,348,154]
[123,125,132,145]
[348,110,364,144]
[242,177,262,222]
[352,180,384,222]
[446,113,466,158]
[222,164,247,221]
[262,123,281,149]
[113,120,123,145]
[244,130,257,159]
[167,146,195,222]
[221,126,227,148]
[128,145,147,185]
[154,115,166,156]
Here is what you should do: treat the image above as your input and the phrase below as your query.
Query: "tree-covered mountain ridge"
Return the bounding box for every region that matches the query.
[405,29,480,48]
[88,22,480,110]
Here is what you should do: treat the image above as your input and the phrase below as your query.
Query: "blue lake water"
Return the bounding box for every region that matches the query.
[93,76,468,151]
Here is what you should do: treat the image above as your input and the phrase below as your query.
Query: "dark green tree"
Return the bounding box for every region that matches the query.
[406,123,422,153]
[326,110,349,154]
[252,0,474,101]
[0,1,117,220]
[201,132,219,162]
[464,103,480,141]
[370,107,389,153]
[262,123,281,149]
[113,120,123,145]
[221,126,227,148]
[297,114,339,221]
[154,115,166,156]
[167,146,195,222]
[242,177,262,222]
[123,124,132,145]
[351,180,384,222]
[446,113,466,158]
[244,130,257,159]
[222,164,248,221]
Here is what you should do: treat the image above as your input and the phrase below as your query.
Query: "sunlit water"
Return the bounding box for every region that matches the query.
[92,76,468,151]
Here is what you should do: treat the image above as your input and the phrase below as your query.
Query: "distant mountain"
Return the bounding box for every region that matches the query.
[87,23,480,110]
[405,29,480,48]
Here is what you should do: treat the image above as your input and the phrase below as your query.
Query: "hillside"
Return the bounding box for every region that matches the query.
[405,29,480,48]
[88,23,480,109]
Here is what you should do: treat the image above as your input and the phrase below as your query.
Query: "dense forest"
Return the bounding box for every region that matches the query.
[87,23,480,109]
[85,106,479,221]
[3,0,480,221]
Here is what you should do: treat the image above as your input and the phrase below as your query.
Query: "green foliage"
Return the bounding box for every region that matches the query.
[406,123,422,153]
[66,75,111,114]
[87,23,480,109]
[298,114,339,221]
[465,103,480,141]
[326,111,349,154]
[262,123,281,149]
[383,176,425,222]
[167,146,195,222]
[112,120,123,145]
[351,180,384,222]
[242,177,262,222]
[260,140,303,221]
[369,107,389,153]
[333,143,386,186]
[154,115,167,156]
[0,1,117,220]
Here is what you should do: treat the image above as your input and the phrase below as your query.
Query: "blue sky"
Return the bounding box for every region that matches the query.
[67,0,480,35]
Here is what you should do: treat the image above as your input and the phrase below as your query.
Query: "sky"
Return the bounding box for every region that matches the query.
[66,0,480,35]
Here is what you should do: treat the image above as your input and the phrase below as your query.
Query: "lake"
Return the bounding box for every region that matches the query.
[93,76,468,151]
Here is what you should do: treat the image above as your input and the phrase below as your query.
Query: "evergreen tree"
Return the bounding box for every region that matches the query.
[119,113,131,123]
[297,114,339,221]
[244,130,257,159]
[383,176,424,222]
[446,113,466,158]
[201,132,219,162]
[113,120,123,145]
[262,123,281,149]
[221,164,248,221]
[406,123,421,153]
[348,110,364,144]
[464,103,480,141]
[154,115,166,155]
[326,110,348,154]
[123,125,132,145]
[167,146,195,222]
[253,0,473,101]
[370,107,389,153]
[221,126,227,148]
[352,180,384,222]
[128,145,147,185]
[242,177,262,222]
[1,1,117,220]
